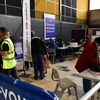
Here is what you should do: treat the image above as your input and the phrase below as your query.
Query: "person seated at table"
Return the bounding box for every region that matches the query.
[47,38,58,62]
[56,38,64,47]
[56,38,66,59]
[75,36,100,93]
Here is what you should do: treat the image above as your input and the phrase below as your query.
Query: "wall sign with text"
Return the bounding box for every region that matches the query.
[44,13,56,40]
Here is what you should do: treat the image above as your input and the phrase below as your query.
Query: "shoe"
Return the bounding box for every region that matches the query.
[34,76,38,80]
[44,70,47,74]
[26,68,29,71]
[25,67,29,71]
[44,74,47,77]
[39,77,44,80]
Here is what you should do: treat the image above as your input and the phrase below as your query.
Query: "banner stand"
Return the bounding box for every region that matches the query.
[22,0,31,76]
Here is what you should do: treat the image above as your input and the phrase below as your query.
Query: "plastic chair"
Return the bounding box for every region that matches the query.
[77,46,84,56]
[47,48,56,63]
[51,68,78,100]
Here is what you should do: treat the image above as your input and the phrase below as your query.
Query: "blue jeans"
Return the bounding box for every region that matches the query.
[32,55,44,78]
[83,78,92,93]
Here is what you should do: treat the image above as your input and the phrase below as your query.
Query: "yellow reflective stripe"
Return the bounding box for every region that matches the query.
[7,51,13,54]
[2,57,15,60]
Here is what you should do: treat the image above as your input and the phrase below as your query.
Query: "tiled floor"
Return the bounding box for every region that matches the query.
[16,58,100,100]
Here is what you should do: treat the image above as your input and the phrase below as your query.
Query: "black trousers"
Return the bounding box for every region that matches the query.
[2,67,19,79]
[0,65,2,73]
[32,55,44,78]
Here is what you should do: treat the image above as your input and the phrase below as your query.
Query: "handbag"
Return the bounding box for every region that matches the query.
[43,55,52,69]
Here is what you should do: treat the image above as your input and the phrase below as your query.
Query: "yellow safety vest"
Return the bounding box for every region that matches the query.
[1,38,16,69]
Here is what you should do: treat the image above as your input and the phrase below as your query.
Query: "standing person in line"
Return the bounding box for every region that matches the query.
[0,27,19,79]
[75,36,100,93]
[31,31,47,80]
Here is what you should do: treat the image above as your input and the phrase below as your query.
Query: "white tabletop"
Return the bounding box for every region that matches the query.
[57,45,70,50]
[72,69,100,81]
[69,44,82,48]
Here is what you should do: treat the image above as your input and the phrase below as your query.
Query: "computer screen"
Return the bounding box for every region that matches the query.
[71,30,85,42]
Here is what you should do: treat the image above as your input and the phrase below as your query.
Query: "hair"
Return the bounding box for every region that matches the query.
[95,37,100,44]
[0,27,8,36]
[31,31,35,37]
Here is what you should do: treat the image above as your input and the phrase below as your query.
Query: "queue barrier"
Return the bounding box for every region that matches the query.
[0,73,59,100]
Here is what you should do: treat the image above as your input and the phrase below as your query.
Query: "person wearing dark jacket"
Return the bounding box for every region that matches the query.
[31,33,47,80]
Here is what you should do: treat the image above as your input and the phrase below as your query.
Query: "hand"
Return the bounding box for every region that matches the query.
[47,53,49,58]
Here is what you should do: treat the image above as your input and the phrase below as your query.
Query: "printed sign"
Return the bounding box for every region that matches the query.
[14,42,23,59]
[44,13,56,40]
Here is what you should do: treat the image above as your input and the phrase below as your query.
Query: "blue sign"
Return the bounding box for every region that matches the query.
[45,18,56,39]
[44,14,56,40]
[0,73,59,100]
[14,42,23,59]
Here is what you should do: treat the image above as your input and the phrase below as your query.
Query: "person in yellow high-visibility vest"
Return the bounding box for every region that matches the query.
[0,27,19,79]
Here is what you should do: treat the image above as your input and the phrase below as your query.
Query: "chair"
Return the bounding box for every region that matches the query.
[51,68,78,100]
[73,46,84,58]
[77,46,84,56]
[47,48,56,63]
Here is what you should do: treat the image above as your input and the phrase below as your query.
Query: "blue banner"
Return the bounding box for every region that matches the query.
[45,18,56,39]
[0,73,59,100]
[44,13,56,40]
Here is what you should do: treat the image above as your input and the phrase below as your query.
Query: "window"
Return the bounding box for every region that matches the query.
[31,9,35,18]
[72,9,76,17]
[7,6,22,16]
[72,0,76,8]
[62,0,65,4]
[62,6,65,15]
[30,0,35,18]
[30,0,34,10]
[65,7,70,16]
[0,0,35,17]
[6,0,21,7]
[0,5,5,14]
[6,0,22,16]
[61,0,76,23]
[0,0,5,4]
[65,0,71,6]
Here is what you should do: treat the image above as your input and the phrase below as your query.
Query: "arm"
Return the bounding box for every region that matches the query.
[84,42,100,65]
[41,40,47,55]
[54,42,58,48]
[0,43,9,56]
[0,51,8,56]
